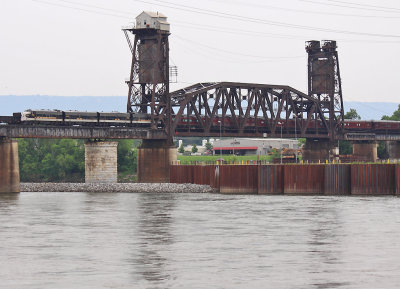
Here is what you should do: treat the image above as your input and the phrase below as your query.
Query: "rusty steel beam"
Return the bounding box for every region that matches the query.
[170,82,332,138]
[0,125,167,139]
[124,27,171,140]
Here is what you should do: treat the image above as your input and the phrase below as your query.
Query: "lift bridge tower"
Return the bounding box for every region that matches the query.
[306,40,344,140]
[123,11,171,137]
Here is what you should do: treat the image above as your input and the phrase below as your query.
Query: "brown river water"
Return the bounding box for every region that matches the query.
[1,192,400,288]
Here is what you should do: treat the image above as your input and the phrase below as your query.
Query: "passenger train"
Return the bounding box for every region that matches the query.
[15,110,152,126]
[6,110,400,134]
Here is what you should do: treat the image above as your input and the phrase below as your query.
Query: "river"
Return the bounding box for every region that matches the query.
[1,192,400,288]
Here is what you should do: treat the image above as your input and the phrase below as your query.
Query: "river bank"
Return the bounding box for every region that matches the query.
[21,183,215,193]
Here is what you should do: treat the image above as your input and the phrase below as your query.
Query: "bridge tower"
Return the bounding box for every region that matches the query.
[306,40,344,139]
[123,12,176,182]
[303,40,344,162]
[123,11,171,138]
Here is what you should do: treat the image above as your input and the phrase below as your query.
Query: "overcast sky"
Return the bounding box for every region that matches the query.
[1,0,399,103]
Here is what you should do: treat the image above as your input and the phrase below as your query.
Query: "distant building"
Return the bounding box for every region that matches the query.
[135,11,170,31]
[212,138,299,156]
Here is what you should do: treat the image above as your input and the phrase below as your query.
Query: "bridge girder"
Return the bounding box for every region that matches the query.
[170,82,339,139]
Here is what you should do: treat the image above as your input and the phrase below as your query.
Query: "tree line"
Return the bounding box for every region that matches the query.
[18,139,139,182]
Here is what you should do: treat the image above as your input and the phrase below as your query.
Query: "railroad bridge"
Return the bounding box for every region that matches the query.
[1,11,400,192]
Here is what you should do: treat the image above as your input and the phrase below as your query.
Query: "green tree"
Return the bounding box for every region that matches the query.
[205,141,213,152]
[339,140,353,155]
[191,144,198,153]
[378,141,389,159]
[117,139,137,174]
[18,138,85,182]
[297,138,306,148]
[382,104,400,121]
[344,108,361,120]
[178,143,185,153]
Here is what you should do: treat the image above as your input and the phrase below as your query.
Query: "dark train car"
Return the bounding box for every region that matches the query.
[98,112,130,124]
[64,111,98,123]
[343,120,373,131]
[373,120,400,132]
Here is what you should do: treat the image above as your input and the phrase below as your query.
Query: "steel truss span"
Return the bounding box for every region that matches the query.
[170,82,340,139]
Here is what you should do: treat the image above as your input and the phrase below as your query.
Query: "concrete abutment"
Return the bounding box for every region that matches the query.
[0,139,20,193]
[137,139,177,183]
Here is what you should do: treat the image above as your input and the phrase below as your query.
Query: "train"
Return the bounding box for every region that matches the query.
[11,110,152,126]
[3,110,400,134]
[175,116,400,134]
[175,115,326,134]
[343,120,400,133]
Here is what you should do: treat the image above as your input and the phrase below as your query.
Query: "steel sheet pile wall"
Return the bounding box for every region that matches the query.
[396,165,400,196]
[220,165,258,194]
[170,164,400,195]
[258,165,284,194]
[170,165,218,188]
[284,165,325,194]
[324,164,351,195]
[351,164,395,195]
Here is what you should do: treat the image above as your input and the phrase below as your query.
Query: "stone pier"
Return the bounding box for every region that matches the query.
[387,141,400,160]
[84,141,118,183]
[0,139,20,193]
[352,141,378,162]
[137,139,177,183]
[302,139,334,163]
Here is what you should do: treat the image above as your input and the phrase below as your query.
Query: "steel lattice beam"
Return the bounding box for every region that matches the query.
[170,82,336,138]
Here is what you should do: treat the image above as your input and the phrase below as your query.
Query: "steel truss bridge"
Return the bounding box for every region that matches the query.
[170,82,338,139]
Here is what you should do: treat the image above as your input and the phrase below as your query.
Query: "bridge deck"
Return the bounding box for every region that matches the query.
[0,125,167,139]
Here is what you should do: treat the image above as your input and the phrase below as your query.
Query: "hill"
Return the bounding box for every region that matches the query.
[0,95,397,120]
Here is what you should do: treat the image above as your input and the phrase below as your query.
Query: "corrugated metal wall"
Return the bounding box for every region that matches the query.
[351,164,395,195]
[170,165,218,188]
[219,165,258,194]
[396,165,400,196]
[170,164,400,195]
[284,165,325,194]
[258,165,284,194]
[324,164,351,195]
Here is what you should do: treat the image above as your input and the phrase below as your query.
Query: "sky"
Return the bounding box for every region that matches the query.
[1,0,400,103]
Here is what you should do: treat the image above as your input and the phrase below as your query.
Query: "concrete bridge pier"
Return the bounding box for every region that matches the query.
[84,141,118,183]
[302,139,335,163]
[387,141,400,160]
[137,139,177,183]
[352,141,378,162]
[0,138,20,193]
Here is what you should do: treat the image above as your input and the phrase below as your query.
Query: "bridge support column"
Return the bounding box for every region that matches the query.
[0,139,20,193]
[85,141,118,183]
[302,139,334,163]
[387,141,400,160]
[137,139,177,183]
[352,141,378,162]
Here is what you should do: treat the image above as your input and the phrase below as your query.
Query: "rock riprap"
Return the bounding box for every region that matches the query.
[21,183,215,193]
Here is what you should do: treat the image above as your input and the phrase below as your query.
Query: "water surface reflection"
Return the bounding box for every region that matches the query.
[1,193,400,288]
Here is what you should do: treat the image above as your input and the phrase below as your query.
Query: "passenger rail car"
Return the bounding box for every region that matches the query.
[18,110,151,126]
[343,120,400,133]
[175,116,326,134]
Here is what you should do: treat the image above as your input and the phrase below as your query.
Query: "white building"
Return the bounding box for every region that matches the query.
[135,11,170,31]
[212,138,299,156]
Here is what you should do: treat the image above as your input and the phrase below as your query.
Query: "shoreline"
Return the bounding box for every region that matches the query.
[20,182,216,193]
